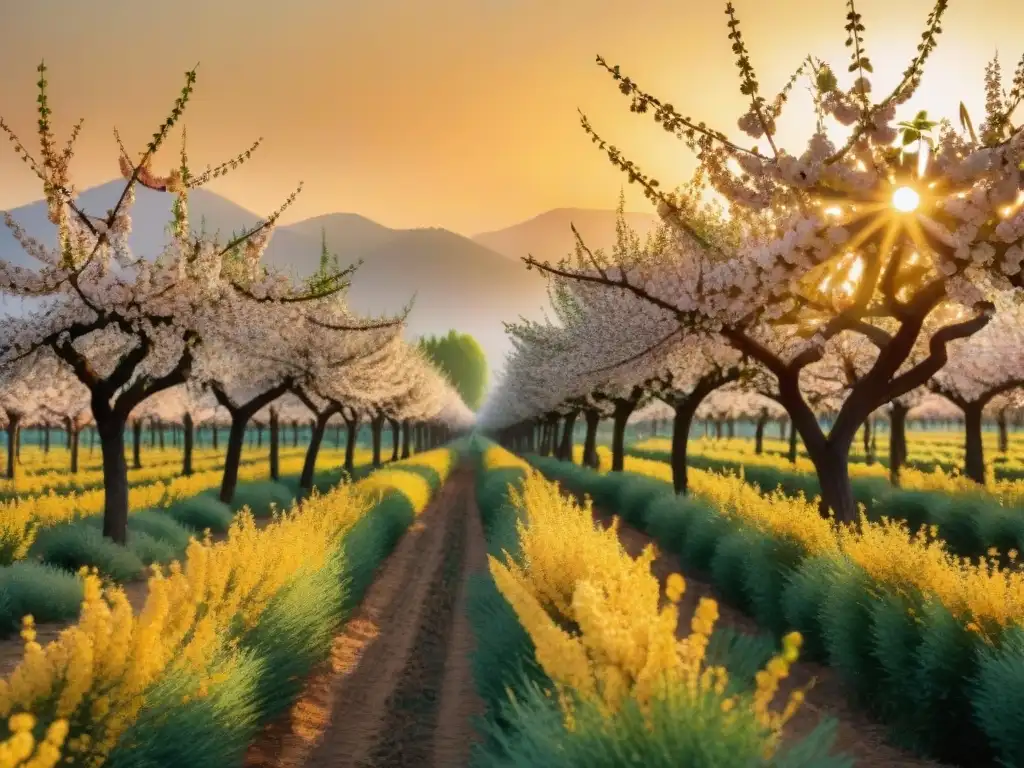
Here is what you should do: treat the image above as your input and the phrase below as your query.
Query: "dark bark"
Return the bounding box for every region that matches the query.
[582,409,601,468]
[998,409,1009,454]
[401,420,411,459]
[97,415,129,544]
[754,411,768,455]
[220,415,248,504]
[212,380,291,504]
[182,412,194,476]
[212,424,219,451]
[43,424,50,454]
[4,414,20,480]
[726,419,736,439]
[149,418,157,448]
[813,444,857,523]
[389,417,401,462]
[788,423,798,464]
[371,414,385,467]
[714,420,723,440]
[132,419,143,469]
[344,415,360,472]
[269,408,280,481]
[292,419,300,448]
[963,403,985,484]
[300,413,330,491]
[670,398,700,494]
[558,410,578,461]
[610,406,630,472]
[862,417,874,465]
[889,403,908,485]
[69,423,80,474]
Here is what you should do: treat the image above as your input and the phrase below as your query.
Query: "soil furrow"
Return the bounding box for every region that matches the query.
[242,467,480,768]
[358,493,468,767]
[431,494,487,768]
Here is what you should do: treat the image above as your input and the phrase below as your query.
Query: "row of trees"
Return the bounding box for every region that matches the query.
[479,2,1024,523]
[0,64,473,544]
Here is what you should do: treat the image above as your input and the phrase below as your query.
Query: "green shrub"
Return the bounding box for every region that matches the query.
[163,495,234,533]
[0,561,83,636]
[30,524,145,582]
[972,625,1024,767]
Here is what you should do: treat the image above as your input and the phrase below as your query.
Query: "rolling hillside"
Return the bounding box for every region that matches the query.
[0,183,551,372]
[473,207,662,263]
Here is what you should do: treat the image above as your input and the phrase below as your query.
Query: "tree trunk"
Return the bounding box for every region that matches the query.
[714,420,723,440]
[70,425,80,474]
[158,420,165,450]
[558,410,578,461]
[812,445,858,524]
[149,419,156,448]
[132,419,143,469]
[862,418,874,465]
[344,418,359,472]
[97,415,130,544]
[788,424,798,464]
[401,420,411,459]
[371,415,385,467]
[66,422,72,449]
[269,408,280,481]
[998,409,1009,454]
[889,403,909,485]
[256,424,264,448]
[754,413,767,455]
[726,419,736,439]
[219,413,248,504]
[5,415,19,480]
[43,424,50,454]
[89,426,95,456]
[212,424,219,451]
[389,418,401,462]
[292,419,299,448]
[582,409,600,468]
[610,402,634,472]
[300,414,329,491]
[671,398,700,494]
[963,402,986,484]
[182,412,194,476]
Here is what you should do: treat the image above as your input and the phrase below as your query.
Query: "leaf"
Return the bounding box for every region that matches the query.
[959,101,979,144]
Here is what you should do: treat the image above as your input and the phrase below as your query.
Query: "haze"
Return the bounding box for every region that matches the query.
[0,0,1018,236]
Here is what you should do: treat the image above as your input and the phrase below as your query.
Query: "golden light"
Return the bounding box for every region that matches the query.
[892,186,920,213]
[824,206,843,217]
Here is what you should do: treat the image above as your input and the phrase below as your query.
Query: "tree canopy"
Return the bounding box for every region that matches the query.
[418,330,488,410]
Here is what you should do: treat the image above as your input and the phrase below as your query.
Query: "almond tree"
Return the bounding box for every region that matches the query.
[0,357,43,481]
[523,4,1024,521]
[929,296,1024,482]
[0,65,353,543]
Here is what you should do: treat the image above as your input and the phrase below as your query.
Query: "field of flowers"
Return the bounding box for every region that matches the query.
[0,444,460,767]
[524,445,1024,767]
[467,440,848,767]
[0,445,379,639]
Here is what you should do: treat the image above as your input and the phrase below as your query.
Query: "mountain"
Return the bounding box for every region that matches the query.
[0,183,550,374]
[473,207,662,263]
[325,226,550,374]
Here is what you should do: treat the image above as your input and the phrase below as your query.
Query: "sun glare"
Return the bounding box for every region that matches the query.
[892,186,920,213]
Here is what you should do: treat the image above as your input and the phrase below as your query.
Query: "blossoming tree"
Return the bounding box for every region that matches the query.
[0,65,355,542]
[523,3,1024,521]
[929,296,1024,481]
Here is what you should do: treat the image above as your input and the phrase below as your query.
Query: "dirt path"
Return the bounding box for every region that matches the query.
[592,507,948,767]
[243,466,486,768]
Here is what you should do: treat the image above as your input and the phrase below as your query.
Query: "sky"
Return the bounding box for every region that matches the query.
[0,0,1020,236]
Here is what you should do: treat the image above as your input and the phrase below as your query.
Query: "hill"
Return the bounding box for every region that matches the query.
[0,183,550,373]
[472,207,662,263]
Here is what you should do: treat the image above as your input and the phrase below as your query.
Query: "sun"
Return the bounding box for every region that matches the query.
[892,186,921,213]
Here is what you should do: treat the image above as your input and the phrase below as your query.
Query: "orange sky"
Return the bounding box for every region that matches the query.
[0,0,1019,235]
